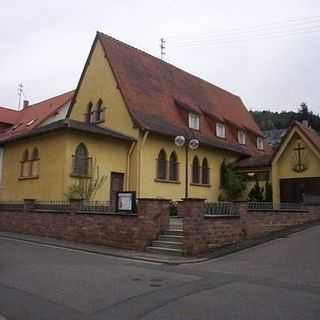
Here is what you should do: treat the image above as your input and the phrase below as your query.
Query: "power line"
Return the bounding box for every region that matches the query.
[168,15,320,44]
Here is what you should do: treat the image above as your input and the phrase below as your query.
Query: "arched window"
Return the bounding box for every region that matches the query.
[95,99,104,122]
[202,158,209,185]
[31,147,40,177]
[86,102,93,123]
[169,152,178,181]
[192,156,200,184]
[20,149,31,178]
[73,143,89,177]
[157,149,167,180]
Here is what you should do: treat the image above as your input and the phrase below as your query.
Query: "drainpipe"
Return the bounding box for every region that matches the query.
[126,141,136,190]
[139,130,149,197]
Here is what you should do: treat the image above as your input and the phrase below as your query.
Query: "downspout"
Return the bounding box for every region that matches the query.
[139,130,149,197]
[126,141,137,190]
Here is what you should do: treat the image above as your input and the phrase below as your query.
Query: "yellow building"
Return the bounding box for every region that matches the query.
[0,32,284,203]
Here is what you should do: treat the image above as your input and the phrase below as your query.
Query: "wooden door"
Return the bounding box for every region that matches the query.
[110,172,124,207]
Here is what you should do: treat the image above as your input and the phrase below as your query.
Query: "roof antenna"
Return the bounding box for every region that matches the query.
[17,83,24,110]
[160,38,166,60]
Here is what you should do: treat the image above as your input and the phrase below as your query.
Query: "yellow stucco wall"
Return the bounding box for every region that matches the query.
[69,39,139,140]
[272,129,320,204]
[139,133,237,201]
[0,131,131,201]
[64,132,131,201]
[0,133,67,201]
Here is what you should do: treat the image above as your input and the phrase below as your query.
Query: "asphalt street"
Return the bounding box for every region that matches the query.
[1,225,320,319]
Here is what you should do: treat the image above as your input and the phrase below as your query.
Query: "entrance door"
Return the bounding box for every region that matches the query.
[110,172,124,207]
[280,177,320,202]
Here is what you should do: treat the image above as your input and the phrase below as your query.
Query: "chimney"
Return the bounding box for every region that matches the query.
[302,120,309,128]
[23,100,29,109]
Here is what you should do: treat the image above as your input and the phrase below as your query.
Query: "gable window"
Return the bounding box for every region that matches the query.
[257,137,264,150]
[191,156,200,184]
[86,102,93,123]
[216,123,226,138]
[95,99,105,123]
[169,152,179,181]
[72,143,91,177]
[201,158,210,185]
[238,130,246,145]
[31,147,40,177]
[156,149,167,180]
[20,149,31,178]
[188,113,200,130]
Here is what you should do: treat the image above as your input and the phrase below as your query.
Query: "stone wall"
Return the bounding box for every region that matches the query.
[0,199,170,251]
[179,200,320,256]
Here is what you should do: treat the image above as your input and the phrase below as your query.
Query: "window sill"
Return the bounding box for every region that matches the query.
[154,178,181,184]
[70,174,91,179]
[190,182,211,188]
[18,176,39,181]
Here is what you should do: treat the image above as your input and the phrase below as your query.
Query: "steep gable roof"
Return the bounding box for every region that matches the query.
[0,91,74,143]
[97,32,262,139]
[91,32,265,157]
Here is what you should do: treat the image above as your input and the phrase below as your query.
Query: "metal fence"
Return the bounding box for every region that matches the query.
[205,202,240,216]
[0,201,25,211]
[79,201,115,213]
[34,201,71,212]
[248,202,305,211]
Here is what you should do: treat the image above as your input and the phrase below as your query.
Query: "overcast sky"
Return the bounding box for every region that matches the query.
[1,0,319,114]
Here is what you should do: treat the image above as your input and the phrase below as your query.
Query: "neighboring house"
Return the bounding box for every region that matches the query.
[0,32,271,202]
[263,128,287,147]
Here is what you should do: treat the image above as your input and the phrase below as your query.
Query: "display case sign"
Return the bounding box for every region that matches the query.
[116,192,136,213]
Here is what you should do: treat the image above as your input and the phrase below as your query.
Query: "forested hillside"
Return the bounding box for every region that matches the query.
[250,103,320,132]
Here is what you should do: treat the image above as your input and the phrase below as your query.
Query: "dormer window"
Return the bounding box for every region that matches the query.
[216,123,226,138]
[257,137,264,150]
[188,113,200,130]
[238,130,246,144]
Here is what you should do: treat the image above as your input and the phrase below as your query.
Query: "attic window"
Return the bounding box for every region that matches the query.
[238,130,246,145]
[216,123,226,138]
[257,137,264,150]
[188,113,200,130]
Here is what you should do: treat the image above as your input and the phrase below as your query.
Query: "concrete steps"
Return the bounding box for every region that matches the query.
[145,218,185,256]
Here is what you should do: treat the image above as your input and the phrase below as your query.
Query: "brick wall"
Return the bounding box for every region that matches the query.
[0,199,170,251]
[179,200,320,256]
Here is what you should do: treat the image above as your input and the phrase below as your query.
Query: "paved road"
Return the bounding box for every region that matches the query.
[1,226,320,319]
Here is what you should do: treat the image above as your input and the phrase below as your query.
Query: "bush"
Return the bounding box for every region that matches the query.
[248,180,264,202]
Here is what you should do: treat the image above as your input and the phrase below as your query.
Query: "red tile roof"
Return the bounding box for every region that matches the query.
[96,32,266,157]
[295,121,320,155]
[0,91,74,143]
[0,106,19,125]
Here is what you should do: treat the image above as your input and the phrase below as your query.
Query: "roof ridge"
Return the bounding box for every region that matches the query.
[22,90,74,109]
[97,32,240,99]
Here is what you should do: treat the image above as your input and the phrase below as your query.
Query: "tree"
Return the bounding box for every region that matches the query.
[220,161,246,201]
[265,181,273,202]
[248,180,264,202]
[297,102,310,123]
[65,160,107,200]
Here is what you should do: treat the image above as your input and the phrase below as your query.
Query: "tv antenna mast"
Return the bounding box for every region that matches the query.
[160,38,166,60]
[17,83,24,110]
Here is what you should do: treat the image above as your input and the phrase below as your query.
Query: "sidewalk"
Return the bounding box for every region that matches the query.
[0,231,206,265]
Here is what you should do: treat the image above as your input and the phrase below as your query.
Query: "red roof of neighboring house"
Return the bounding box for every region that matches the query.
[0,106,19,125]
[95,32,265,157]
[0,91,74,143]
[295,121,320,154]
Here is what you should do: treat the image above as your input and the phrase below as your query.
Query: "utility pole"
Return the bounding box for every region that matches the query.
[17,83,24,110]
[160,38,166,60]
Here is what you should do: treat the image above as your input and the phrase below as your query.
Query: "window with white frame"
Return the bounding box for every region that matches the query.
[257,137,264,150]
[188,113,200,130]
[216,123,226,138]
[238,130,246,144]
